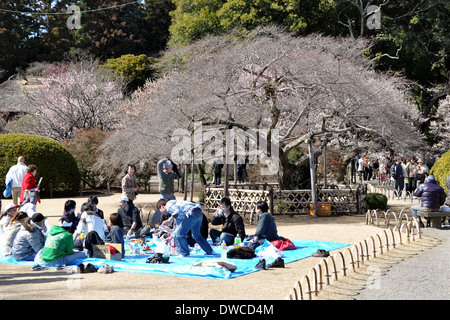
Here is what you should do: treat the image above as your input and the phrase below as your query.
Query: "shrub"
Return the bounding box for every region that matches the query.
[364,193,388,210]
[430,151,450,194]
[0,133,81,197]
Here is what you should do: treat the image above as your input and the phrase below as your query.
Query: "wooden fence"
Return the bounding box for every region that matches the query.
[204,184,367,221]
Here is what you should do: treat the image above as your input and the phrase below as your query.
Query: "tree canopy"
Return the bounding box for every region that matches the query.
[97,26,425,187]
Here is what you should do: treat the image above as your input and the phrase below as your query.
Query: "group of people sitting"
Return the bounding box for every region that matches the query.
[0,190,281,269]
[0,195,125,270]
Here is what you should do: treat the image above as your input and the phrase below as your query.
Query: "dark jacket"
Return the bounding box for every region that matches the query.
[117,203,143,230]
[414,180,447,209]
[390,163,404,179]
[211,210,246,240]
[254,212,279,242]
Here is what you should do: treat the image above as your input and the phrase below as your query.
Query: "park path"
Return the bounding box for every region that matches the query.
[353,227,450,300]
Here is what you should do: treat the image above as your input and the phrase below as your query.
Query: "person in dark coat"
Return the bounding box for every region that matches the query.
[411,175,449,227]
[210,197,246,245]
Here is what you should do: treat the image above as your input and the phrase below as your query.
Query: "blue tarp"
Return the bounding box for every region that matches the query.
[0,240,349,280]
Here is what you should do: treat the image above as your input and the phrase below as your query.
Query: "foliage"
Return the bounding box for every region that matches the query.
[364,193,388,210]
[21,60,125,142]
[61,128,112,189]
[430,151,450,194]
[100,54,158,93]
[98,27,424,189]
[0,133,81,197]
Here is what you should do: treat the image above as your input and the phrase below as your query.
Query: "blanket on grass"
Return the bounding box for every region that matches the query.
[0,240,349,280]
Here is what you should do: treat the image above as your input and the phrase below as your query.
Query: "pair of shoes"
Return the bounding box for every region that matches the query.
[267,257,285,268]
[31,264,48,271]
[98,264,114,274]
[255,259,266,270]
[312,249,330,257]
[78,263,98,273]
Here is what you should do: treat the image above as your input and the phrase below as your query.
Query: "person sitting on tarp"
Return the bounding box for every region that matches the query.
[117,196,150,237]
[247,200,280,250]
[159,199,213,257]
[210,197,245,246]
[73,202,109,256]
[12,213,47,262]
[38,217,86,268]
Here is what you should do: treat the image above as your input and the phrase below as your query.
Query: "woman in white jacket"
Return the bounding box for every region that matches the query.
[0,211,28,256]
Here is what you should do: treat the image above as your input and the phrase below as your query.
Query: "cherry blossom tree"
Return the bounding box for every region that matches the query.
[97,26,425,188]
[430,96,450,152]
[22,60,125,142]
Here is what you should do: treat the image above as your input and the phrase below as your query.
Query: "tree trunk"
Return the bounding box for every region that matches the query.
[277,149,296,190]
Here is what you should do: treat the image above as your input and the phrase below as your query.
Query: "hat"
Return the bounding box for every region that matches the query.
[119,195,129,202]
[427,175,435,181]
[5,203,20,212]
[31,212,46,223]
[417,158,423,163]
[163,160,173,169]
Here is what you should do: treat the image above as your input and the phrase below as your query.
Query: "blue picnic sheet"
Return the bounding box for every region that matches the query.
[0,240,349,280]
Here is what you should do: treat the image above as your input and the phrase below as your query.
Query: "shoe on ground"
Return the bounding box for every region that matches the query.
[255,259,266,270]
[84,263,98,273]
[267,257,285,268]
[31,264,48,271]
[312,249,330,257]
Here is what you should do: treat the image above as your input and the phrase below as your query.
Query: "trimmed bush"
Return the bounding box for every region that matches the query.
[430,151,450,194]
[0,133,81,197]
[364,193,388,210]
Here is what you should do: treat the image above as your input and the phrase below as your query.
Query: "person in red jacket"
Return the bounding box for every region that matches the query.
[20,164,40,205]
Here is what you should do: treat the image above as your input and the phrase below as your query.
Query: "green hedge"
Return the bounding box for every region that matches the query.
[0,133,81,197]
[430,151,450,194]
[364,193,388,210]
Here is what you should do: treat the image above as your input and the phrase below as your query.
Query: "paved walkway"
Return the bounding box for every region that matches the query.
[354,227,450,300]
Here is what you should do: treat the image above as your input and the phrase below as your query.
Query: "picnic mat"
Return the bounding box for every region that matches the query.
[0,240,349,279]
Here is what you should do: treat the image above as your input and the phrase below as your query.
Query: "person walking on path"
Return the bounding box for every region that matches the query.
[5,157,28,205]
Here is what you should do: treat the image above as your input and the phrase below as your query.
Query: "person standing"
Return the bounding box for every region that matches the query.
[19,165,40,209]
[213,158,224,186]
[122,164,138,204]
[159,199,214,257]
[157,159,180,200]
[5,157,28,205]
[390,157,405,199]
[405,158,418,193]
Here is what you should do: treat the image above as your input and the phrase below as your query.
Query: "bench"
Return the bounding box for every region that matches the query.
[417,209,449,228]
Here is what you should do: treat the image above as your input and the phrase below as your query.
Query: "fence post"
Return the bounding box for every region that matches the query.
[269,186,274,215]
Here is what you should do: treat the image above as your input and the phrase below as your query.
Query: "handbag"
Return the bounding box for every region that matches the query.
[270,238,296,251]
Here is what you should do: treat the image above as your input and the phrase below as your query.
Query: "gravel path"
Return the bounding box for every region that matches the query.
[354,227,450,300]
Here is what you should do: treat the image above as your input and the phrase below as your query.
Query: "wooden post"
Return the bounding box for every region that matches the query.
[323,139,328,188]
[184,164,188,201]
[190,151,195,202]
[224,129,230,197]
[308,138,318,217]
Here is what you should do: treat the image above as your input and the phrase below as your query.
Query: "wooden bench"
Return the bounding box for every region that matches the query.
[417,209,449,228]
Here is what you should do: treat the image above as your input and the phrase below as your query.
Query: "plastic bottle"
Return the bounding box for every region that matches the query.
[125,235,131,255]
[220,241,227,259]
[234,235,241,248]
